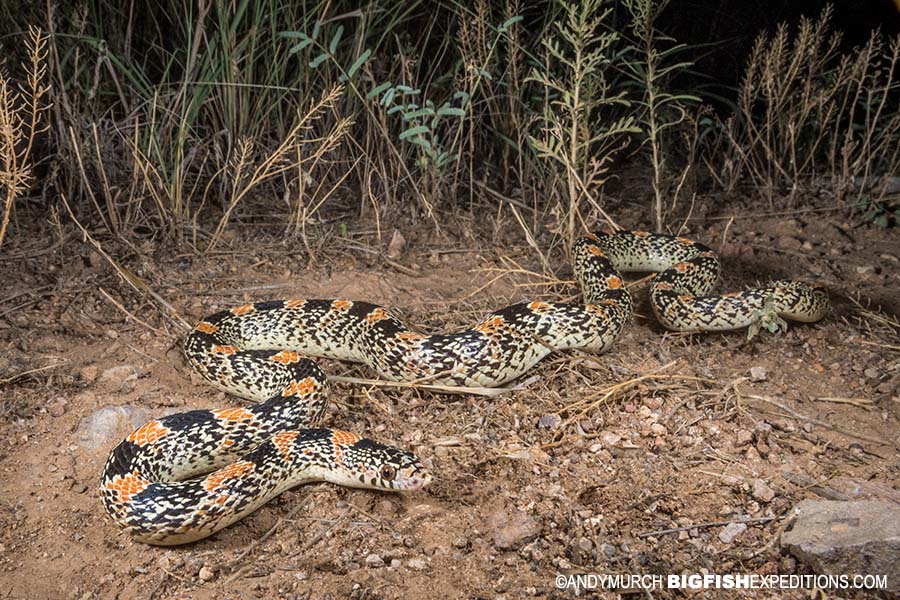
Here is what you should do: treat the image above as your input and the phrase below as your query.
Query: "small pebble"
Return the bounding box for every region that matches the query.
[48,399,67,417]
[537,414,561,430]
[735,429,754,447]
[749,366,767,382]
[718,522,747,544]
[407,558,427,571]
[79,365,98,384]
[198,565,215,581]
[365,553,384,568]
[751,479,776,503]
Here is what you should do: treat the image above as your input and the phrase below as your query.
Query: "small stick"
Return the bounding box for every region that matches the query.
[743,392,894,447]
[98,287,156,333]
[815,396,874,410]
[60,193,191,333]
[637,515,781,538]
[0,363,66,385]
[327,374,525,397]
[383,257,421,277]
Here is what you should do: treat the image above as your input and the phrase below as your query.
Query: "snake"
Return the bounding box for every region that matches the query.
[101,230,828,544]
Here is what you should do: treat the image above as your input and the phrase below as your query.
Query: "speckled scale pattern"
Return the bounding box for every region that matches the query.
[184,230,826,390]
[101,351,431,545]
[102,230,828,545]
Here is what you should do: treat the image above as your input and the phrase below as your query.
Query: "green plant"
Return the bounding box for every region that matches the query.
[622,0,699,231]
[527,0,639,248]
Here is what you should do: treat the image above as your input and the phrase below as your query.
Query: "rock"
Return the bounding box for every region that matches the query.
[48,398,67,417]
[735,429,754,447]
[365,553,384,568]
[776,236,803,250]
[97,365,141,388]
[390,559,401,569]
[491,509,542,550]
[752,479,776,503]
[75,405,177,450]
[407,558,427,571]
[452,536,468,549]
[782,500,900,591]
[79,365,99,384]
[75,406,149,450]
[718,522,747,544]
[387,229,406,259]
[749,366,767,382]
[198,565,215,581]
[599,431,622,447]
[537,414,561,430]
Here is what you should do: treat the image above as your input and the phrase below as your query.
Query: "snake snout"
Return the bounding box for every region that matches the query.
[399,465,433,491]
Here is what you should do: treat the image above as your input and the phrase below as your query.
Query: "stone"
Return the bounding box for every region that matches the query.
[365,553,384,568]
[782,500,900,591]
[749,366,767,382]
[79,365,99,384]
[735,429,754,447]
[48,398,67,417]
[75,405,178,450]
[751,479,776,503]
[718,522,747,544]
[97,365,141,388]
[537,414,561,430]
[387,229,406,259]
[492,509,542,550]
[198,565,215,581]
[75,406,149,450]
[407,558,427,571]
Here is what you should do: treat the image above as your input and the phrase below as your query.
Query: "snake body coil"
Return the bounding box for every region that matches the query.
[101,230,828,544]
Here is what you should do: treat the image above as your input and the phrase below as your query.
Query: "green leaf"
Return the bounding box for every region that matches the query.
[479,69,493,80]
[403,107,436,120]
[406,136,432,152]
[498,15,523,33]
[380,87,397,106]
[366,81,392,100]
[386,105,405,115]
[437,106,466,117]
[311,20,321,40]
[288,36,314,54]
[399,125,430,140]
[309,53,329,69]
[395,85,421,95]
[328,25,344,54]
[340,49,372,81]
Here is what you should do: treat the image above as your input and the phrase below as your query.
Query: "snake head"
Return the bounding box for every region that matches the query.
[334,434,432,492]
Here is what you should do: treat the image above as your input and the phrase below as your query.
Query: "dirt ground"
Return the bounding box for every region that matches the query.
[1,204,898,599]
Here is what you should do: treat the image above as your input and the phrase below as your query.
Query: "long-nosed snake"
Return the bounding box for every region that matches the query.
[101,230,828,544]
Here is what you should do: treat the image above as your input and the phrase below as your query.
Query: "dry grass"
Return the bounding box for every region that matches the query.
[0,26,49,250]
[709,7,900,206]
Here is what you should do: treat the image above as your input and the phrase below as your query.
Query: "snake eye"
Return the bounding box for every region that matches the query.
[380,465,396,481]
